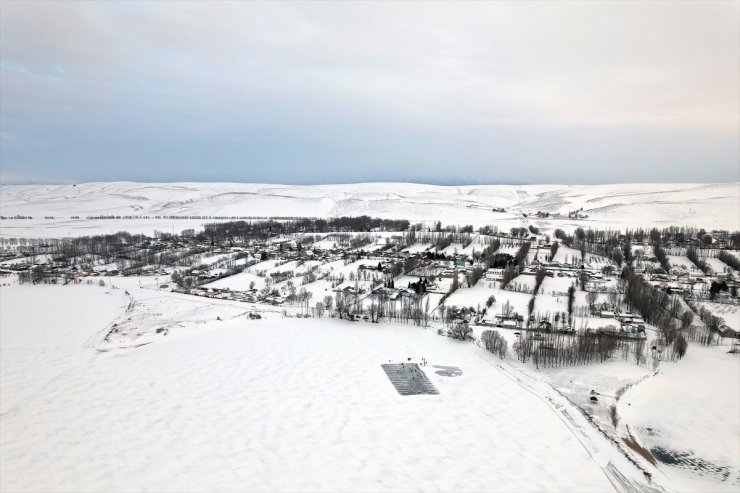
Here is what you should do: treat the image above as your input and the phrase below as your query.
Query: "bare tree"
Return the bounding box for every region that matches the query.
[586,291,598,311]
[323,295,334,314]
[672,335,688,361]
[550,241,559,260]
[481,330,508,358]
[501,300,513,318]
[447,321,474,341]
[527,297,535,326]
[567,285,575,326]
[666,296,682,318]
[315,301,325,317]
[368,300,379,322]
[608,291,619,310]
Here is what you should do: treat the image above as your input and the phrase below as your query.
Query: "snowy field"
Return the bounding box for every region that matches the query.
[1,180,739,492]
[697,302,740,332]
[667,255,699,272]
[204,271,266,291]
[703,256,734,275]
[1,182,738,238]
[1,283,660,493]
[619,346,740,492]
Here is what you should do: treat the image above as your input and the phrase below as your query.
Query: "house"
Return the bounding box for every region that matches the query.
[501,319,518,329]
[715,291,733,302]
[664,285,684,295]
[622,323,640,334]
[397,287,415,297]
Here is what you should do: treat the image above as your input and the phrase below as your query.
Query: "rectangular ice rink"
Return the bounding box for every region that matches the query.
[381,363,438,395]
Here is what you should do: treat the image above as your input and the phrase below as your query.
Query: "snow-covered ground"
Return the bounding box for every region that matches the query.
[667,255,699,272]
[703,256,734,275]
[697,302,740,332]
[401,242,432,254]
[1,182,738,238]
[618,346,740,492]
[1,283,662,493]
[202,271,266,291]
[2,181,739,492]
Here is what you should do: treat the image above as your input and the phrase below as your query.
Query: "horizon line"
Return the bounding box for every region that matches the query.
[2,179,740,187]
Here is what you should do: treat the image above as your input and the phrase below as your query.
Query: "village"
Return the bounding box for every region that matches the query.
[2,219,738,348]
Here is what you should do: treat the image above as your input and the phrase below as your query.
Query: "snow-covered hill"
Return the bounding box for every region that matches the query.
[1,182,738,237]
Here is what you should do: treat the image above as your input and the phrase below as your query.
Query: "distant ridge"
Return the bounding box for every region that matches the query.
[1,182,738,234]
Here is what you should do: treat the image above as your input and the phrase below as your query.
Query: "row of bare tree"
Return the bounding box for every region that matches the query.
[515,331,647,368]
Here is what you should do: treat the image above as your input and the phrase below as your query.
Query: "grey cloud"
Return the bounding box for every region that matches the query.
[1,1,738,184]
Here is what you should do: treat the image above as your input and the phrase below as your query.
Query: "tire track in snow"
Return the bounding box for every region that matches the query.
[473,350,664,493]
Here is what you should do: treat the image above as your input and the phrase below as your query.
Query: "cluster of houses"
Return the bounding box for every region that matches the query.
[645,272,736,300]
[2,228,738,339]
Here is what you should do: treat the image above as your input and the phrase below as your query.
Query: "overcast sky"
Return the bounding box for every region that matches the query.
[1,1,738,185]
